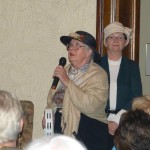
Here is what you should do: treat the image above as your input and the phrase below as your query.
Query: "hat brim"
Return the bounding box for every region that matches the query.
[104,30,130,47]
[60,36,74,46]
[60,36,97,52]
[60,36,101,64]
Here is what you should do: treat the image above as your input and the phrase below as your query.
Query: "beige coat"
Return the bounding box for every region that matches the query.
[47,61,108,136]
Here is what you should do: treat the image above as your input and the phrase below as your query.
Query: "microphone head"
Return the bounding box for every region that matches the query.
[59,57,67,67]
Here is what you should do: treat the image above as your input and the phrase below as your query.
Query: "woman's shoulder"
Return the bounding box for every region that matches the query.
[90,61,108,76]
[100,55,107,62]
[122,56,139,67]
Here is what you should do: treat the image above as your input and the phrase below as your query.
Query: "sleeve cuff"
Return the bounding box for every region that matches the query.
[107,109,127,124]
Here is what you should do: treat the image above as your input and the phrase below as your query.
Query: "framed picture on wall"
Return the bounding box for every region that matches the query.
[146,43,150,75]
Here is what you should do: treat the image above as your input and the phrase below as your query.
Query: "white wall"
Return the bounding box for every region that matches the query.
[0,0,96,138]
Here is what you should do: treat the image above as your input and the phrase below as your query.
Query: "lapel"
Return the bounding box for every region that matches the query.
[117,56,128,84]
[101,55,128,109]
[100,55,110,84]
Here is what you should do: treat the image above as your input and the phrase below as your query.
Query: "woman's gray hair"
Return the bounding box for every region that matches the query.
[84,45,94,61]
[0,90,23,143]
[25,135,87,150]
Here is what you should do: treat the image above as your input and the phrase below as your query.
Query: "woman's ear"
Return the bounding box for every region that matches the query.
[124,40,129,47]
[87,49,92,57]
[19,118,24,132]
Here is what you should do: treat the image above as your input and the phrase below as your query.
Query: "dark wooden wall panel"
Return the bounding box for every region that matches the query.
[96,0,140,63]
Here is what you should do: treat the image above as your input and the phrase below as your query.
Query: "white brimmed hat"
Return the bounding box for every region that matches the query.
[104,21,132,46]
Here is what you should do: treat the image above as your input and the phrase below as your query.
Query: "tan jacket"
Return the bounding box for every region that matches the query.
[47,61,108,136]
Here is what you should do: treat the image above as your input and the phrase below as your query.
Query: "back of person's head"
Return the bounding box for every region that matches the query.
[0,90,23,144]
[114,109,150,150]
[25,135,87,150]
[132,95,150,115]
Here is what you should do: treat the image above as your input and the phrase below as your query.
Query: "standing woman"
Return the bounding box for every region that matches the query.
[100,22,142,150]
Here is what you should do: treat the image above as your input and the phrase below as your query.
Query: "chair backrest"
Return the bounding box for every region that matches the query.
[17,100,34,148]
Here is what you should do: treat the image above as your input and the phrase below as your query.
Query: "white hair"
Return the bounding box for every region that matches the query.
[25,135,87,150]
[0,90,23,143]
[132,95,150,115]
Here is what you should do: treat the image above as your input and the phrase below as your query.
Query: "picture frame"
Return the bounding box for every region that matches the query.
[146,43,150,75]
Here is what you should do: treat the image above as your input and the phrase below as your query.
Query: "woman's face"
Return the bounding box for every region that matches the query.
[105,32,127,54]
[67,39,92,68]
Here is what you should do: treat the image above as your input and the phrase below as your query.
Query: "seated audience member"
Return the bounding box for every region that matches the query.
[132,95,150,114]
[25,135,87,150]
[114,109,150,150]
[0,90,23,149]
[112,95,150,150]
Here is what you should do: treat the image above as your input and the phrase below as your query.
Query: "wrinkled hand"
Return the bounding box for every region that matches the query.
[108,121,119,135]
[42,115,46,129]
[53,65,70,87]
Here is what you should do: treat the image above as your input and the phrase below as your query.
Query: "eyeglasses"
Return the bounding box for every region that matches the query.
[107,35,125,41]
[66,43,85,51]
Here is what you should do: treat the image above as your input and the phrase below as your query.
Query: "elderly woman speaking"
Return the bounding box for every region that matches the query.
[44,31,109,150]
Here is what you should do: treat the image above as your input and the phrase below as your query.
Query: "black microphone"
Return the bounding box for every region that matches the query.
[51,57,67,89]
